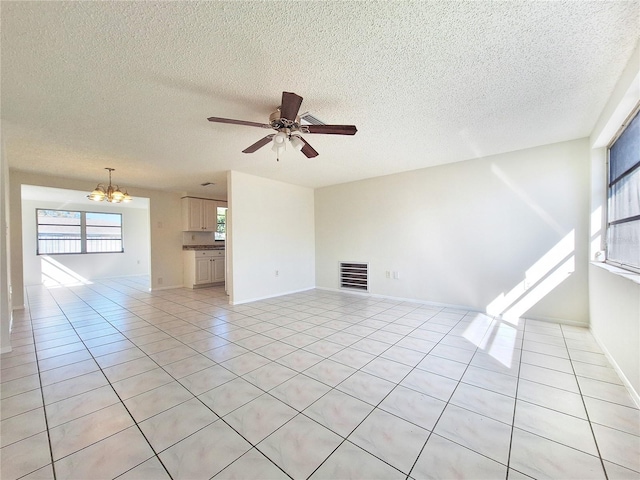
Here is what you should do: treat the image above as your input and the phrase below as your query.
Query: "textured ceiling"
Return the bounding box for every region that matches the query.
[2,1,638,199]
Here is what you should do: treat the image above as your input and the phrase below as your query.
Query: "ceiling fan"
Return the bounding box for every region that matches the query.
[207,91,357,160]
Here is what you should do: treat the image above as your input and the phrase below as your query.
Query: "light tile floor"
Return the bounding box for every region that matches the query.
[1,277,639,479]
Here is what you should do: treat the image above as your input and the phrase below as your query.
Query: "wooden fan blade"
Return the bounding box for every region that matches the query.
[305,124,357,135]
[300,137,319,158]
[280,92,304,121]
[242,134,275,153]
[208,117,271,129]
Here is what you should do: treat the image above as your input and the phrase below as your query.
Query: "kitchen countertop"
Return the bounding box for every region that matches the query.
[182,245,225,250]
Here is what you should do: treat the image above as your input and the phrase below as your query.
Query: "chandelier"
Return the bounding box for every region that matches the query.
[87,168,132,203]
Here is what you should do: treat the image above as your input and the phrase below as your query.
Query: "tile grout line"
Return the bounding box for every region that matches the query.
[505,318,527,479]
[63,283,292,479]
[11,280,636,479]
[245,301,452,479]
[195,298,445,478]
[26,284,496,476]
[560,323,610,480]
[22,286,59,480]
[39,283,286,478]
[34,283,177,480]
[405,312,510,479]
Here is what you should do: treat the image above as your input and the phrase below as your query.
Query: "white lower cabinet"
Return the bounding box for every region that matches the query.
[183,250,225,288]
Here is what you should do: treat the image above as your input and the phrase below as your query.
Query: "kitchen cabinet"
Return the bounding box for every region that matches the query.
[182,197,217,231]
[183,250,225,288]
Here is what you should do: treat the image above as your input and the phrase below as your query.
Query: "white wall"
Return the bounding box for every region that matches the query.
[588,42,640,399]
[21,197,150,286]
[316,139,591,324]
[589,264,639,398]
[228,170,315,304]
[9,170,184,309]
[1,138,12,353]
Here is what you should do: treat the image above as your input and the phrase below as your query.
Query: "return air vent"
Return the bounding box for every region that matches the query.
[299,112,326,126]
[340,262,369,292]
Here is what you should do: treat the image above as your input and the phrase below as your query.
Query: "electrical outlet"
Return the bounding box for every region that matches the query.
[385,271,390,279]
[393,271,399,279]
[158,277,163,285]
[275,270,279,277]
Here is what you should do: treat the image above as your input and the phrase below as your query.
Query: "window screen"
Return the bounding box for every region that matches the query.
[607,107,640,272]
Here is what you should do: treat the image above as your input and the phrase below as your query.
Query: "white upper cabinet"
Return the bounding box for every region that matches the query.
[182,197,217,231]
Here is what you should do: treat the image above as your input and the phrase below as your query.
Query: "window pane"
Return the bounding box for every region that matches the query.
[86,237,123,253]
[610,111,640,183]
[38,238,82,254]
[86,212,121,227]
[216,206,226,241]
[37,210,81,254]
[37,209,81,225]
[86,212,122,252]
[607,220,640,268]
[607,108,640,271]
[608,166,640,223]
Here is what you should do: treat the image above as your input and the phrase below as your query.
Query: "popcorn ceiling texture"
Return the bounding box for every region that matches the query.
[1,1,638,196]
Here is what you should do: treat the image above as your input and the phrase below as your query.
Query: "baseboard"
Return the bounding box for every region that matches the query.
[149,284,184,292]
[230,287,315,305]
[522,314,589,328]
[0,345,13,354]
[590,330,640,408]
[316,286,494,313]
[315,287,586,326]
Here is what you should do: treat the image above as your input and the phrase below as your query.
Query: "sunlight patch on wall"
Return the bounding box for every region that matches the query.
[491,164,564,234]
[590,206,603,260]
[486,230,575,321]
[41,256,92,288]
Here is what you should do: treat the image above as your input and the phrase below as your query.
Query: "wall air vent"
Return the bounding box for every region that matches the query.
[340,262,369,292]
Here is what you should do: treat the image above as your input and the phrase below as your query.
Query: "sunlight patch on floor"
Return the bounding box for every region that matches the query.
[41,256,93,288]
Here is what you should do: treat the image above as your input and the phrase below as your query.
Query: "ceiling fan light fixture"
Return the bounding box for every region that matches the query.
[273,131,287,145]
[290,135,304,151]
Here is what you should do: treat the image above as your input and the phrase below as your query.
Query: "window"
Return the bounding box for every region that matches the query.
[86,212,123,253]
[215,205,227,241]
[607,106,640,273]
[37,210,81,254]
[37,209,123,255]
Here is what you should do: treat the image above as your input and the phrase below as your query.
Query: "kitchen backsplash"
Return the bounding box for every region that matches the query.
[182,231,222,246]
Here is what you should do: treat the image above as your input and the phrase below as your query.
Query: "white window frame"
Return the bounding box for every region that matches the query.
[605,103,640,274]
[36,209,124,255]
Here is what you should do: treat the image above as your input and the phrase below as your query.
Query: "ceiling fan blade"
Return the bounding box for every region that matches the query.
[305,124,358,135]
[299,137,319,158]
[280,92,304,121]
[208,116,271,129]
[242,134,275,153]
